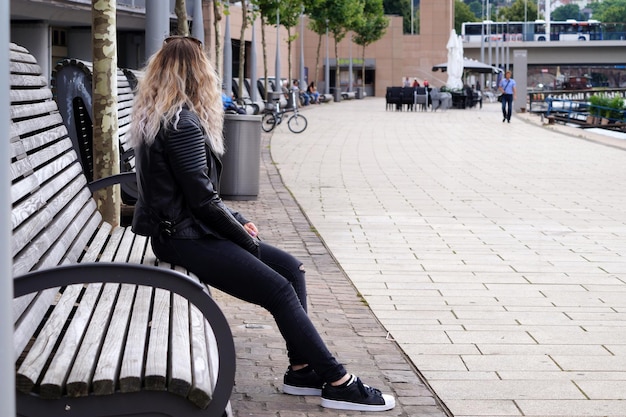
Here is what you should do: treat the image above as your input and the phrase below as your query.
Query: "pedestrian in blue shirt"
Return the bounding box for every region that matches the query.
[498,70,517,123]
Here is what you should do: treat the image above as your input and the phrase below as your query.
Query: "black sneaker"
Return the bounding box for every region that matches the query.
[282,366,324,396]
[321,374,396,411]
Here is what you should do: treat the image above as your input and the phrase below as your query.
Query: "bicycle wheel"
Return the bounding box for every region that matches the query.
[261,113,277,132]
[287,113,307,133]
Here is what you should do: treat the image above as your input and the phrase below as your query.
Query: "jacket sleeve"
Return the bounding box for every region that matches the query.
[166,113,259,256]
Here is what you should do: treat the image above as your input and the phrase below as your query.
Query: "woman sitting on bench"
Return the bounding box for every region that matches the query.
[129,36,395,413]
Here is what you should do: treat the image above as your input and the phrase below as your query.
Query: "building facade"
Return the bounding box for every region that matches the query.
[10,0,454,98]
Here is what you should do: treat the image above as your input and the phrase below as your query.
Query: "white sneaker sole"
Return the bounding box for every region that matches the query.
[321,393,396,411]
[282,384,322,396]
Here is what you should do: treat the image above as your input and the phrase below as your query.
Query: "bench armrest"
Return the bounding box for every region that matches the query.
[14,263,236,417]
[87,172,137,193]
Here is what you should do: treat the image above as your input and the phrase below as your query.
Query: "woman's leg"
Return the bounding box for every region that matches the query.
[152,235,346,383]
[257,242,307,313]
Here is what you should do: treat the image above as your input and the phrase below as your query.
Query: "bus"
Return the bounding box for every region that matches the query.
[462,20,603,43]
[542,19,603,41]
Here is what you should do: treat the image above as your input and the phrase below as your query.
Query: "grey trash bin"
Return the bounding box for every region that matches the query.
[356,87,364,99]
[220,114,262,200]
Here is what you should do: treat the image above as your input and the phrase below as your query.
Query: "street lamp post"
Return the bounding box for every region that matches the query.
[224,13,232,96]
[348,36,353,92]
[300,6,305,87]
[250,17,258,102]
[325,20,329,95]
[275,2,281,93]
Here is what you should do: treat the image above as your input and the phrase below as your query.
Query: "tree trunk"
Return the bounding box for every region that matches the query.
[334,36,340,94]
[213,0,223,77]
[287,28,292,86]
[315,33,321,85]
[238,0,247,95]
[92,0,120,225]
[261,22,268,101]
[361,45,366,91]
[175,0,189,36]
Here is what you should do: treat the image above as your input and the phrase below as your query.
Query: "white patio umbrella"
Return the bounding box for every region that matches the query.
[445,29,464,90]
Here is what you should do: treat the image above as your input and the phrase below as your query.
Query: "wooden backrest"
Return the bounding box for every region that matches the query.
[10,42,106,340]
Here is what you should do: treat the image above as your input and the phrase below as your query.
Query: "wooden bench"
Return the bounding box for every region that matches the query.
[318,93,333,103]
[10,42,235,417]
[51,59,139,209]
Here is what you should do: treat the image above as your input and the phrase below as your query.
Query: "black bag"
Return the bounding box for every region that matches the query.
[497,94,503,103]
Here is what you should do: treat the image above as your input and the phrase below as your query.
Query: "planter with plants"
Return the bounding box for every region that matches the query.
[588,94,625,125]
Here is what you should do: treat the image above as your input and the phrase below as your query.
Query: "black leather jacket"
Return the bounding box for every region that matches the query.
[131,108,259,256]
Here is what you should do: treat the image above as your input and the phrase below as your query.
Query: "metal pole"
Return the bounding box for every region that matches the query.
[191,0,204,43]
[275,2,281,92]
[1,1,15,414]
[348,36,353,92]
[545,0,551,42]
[506,21,510,71]
[224,13,232,96]
[480,0,485,91]
[250,18,258,102]
[325,20,329,95]
[300,7,305,87]
[145,1,170,59]
[411,0,414,35]
[487,1,492,88]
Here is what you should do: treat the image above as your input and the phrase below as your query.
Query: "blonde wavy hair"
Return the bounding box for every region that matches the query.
[130,36,225,155]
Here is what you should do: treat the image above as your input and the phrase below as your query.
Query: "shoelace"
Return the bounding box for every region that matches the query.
[354,377,382,398]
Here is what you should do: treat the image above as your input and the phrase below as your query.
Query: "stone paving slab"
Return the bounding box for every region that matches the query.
[270,98,626,417]
[217,132,449,416]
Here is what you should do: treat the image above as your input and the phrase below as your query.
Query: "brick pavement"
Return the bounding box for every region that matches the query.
[218,132,449,417]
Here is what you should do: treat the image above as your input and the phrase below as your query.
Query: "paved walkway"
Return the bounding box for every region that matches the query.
[265,98,626,417]
[220,124,449,416]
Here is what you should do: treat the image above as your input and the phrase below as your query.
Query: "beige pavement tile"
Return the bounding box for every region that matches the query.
[444,399,522,416]
[428,379,584,400]
[516,400,626,416]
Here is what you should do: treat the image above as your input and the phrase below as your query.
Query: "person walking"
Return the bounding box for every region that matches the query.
[498,70,517,123]
[129,36,395,412]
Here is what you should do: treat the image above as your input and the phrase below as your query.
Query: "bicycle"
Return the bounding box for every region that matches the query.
[261,89,308,134]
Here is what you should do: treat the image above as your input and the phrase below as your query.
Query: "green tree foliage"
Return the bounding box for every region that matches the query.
[589,0,626,23]
[277,0,305,86]
[303,0,332,84]
[466,0,483,19]
[455,0,478,33]
[352,0,388,87]
[552,4,583,21]
[498,0,539,22]
[327,0,363,92]
[383,0,412,33]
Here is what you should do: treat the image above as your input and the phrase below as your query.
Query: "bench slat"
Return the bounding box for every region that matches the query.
[66,282,119,397]
[119,284,152,392]
[10,87,52,104]
[39,282,104,399]
[189,305,213,408]
[10,73,47,88]
[92,229,140,393]
[145,287,170,390]
[170,293,192,397]
[93,283,136,395]
[13,288,59,362]
[11,100,59,120]
[16,284,84,392]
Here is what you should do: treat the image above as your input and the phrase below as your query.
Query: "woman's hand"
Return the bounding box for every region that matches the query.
[244,222,259,238]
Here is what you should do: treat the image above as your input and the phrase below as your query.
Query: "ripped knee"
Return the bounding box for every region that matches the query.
[298,263,306,273]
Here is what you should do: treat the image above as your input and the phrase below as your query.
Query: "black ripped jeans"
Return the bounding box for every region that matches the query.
[151,235,347,384]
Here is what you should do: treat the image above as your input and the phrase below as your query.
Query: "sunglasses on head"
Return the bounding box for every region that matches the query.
[164,36,203,47]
